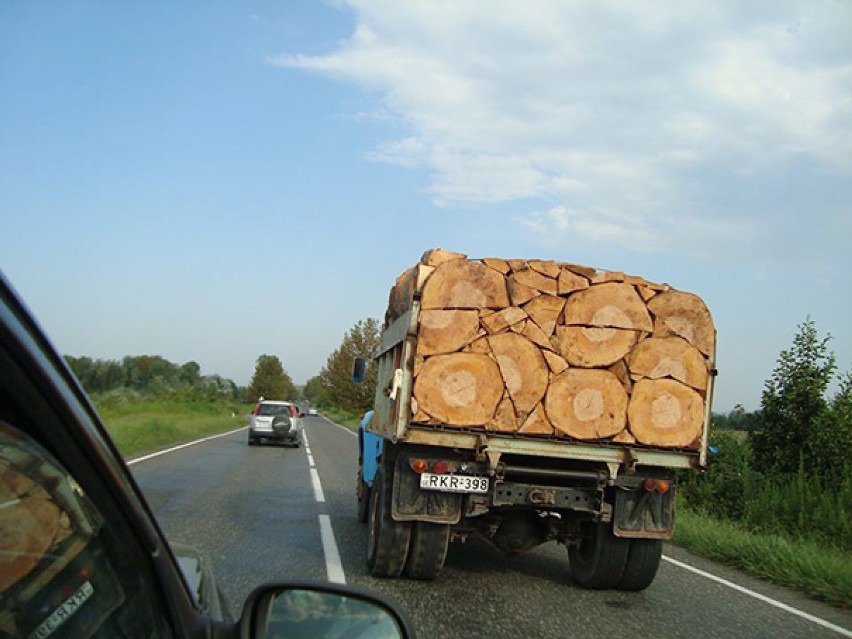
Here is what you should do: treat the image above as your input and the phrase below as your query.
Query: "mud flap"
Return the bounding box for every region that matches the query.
[613,484,676,539]
[391,458,463,524]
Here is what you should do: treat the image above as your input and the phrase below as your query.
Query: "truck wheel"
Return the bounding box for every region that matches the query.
[568,521,629,589]
[616,539,663,591]
[357,467,370,524]
[366,468,411,578]
[404,522,450,580]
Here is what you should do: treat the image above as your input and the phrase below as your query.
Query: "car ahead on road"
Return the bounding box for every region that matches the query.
[0,274,413,639]
[308,407,318,417]
[248,400,302,447]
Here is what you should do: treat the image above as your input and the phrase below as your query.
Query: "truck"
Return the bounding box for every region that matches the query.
[354,250,716,590]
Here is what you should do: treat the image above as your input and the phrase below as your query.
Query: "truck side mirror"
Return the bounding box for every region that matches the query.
[352,357,367,385]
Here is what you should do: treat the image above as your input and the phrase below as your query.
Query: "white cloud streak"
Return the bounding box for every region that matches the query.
[271,0,852,257]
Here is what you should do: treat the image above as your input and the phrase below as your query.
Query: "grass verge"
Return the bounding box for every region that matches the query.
[674,508,851,608]
[317,406,362,431]
[98,400,247,458]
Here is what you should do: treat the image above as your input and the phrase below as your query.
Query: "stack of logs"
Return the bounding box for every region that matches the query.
[387,249,715,449]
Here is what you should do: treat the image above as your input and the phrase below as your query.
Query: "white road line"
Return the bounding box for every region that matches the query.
[309,468,325,503]
[662,556,852,637]
[127,427,247,466]
[307,453,316,468]
[319,514,346,584]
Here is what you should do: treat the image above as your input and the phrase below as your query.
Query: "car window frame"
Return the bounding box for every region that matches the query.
[0,277,218,637]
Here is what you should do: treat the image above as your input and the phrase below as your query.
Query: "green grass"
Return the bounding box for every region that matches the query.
[674,508,852,608]
[97,399,248,458]
[317,405,362,431]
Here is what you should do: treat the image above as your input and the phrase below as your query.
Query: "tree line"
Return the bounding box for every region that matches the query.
[65,353,299,405]
[64,354,238,401]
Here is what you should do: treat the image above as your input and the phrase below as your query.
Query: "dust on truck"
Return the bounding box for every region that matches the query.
[355,249,716,589]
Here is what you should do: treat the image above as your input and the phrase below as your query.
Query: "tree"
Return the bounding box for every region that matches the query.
[247,354,295,402]
[303,375,328,405]
[318,318,380,414]
[750,318,840,478]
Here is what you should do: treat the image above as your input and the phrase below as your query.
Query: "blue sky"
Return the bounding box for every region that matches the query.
[1,1,850,412]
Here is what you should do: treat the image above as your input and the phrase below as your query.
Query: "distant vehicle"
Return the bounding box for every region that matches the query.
[249,400,303,447]
[308,408,318,416]
[0,274,413,638]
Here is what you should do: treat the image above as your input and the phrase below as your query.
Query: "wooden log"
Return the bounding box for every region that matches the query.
[563,282,653,331]
[481,257,511,274]
[628,379,704,447]
[609,359,633,392]
[612,428,636,444]
[417,309,481,356]
[420,248,467,267]
[463,336,494,356]
[592,270,626,284]
[560,262,597,279]
[507,278,540,306]
[554,326,639,367]
[542,350,570,375]
[506,259,527,272]
[522,320,553,351]
[487,394,519,432]
[647,291,715,357]
[487,333,549,415]
[510,268,558,295]
[523,295,565,336]
[627,336,709,390]
[413,353,504,426]
[528,260,561,278]
[558,269,590,295]
[421,259,510,310]
[481,306,528,334]
[519,403,554,435]
[387,264,435,322]
[545,369,628,439]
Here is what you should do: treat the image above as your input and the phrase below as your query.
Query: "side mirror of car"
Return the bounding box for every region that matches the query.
[240,582,412,638]
[352,357,367,385]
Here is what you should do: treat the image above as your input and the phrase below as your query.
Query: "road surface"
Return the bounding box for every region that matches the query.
[129,415,852,638]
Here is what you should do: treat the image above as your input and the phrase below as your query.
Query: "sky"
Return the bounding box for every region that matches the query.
[1,1,850,412]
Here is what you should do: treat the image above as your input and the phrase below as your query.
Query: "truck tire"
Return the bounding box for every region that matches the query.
[366,468,411,578]
[616,539,663,591]
[404,522,450,580]
[357,467,370,524]
[568,521,629,589]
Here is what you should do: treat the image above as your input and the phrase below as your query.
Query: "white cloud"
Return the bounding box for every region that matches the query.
[273,0,852,258]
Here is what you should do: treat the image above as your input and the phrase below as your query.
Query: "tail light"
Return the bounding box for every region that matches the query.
[643,478,671,494]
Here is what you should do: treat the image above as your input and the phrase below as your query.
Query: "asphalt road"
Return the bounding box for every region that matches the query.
[130,415,852,639]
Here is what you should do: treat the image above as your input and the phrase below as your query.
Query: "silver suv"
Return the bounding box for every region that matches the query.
[248,400,302,447]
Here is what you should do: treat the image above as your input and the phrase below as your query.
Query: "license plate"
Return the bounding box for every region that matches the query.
[420,473,489,494]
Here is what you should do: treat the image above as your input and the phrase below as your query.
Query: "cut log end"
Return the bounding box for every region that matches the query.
[627,379,704,448]
[545,369,627,440]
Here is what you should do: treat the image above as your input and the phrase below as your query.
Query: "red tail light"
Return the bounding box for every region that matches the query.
[433,461,449,475]
[643,478,657,492]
